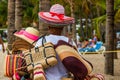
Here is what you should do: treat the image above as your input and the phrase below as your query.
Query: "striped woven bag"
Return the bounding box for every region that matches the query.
[4,54,27,77]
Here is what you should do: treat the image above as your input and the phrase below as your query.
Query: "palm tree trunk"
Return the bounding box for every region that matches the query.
[39,0,51,34]
[7,0,15,50]
[15,0,23,31]
[105,0,114,75]
[80,17,85,40]
[66,0,76,42]
[85,17,88,38]
[71,1,76,42]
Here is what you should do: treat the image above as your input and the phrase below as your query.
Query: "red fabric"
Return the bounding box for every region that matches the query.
[50,12,64,20]
[62,56,88,80]
[4,55,27,77]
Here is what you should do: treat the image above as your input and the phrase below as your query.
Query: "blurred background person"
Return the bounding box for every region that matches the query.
[0,35,5,53]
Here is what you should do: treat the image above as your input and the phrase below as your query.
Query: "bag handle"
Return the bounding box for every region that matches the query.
[25,34,56,67]
[28,34,46,52]
[16,62,34,71]
[13,54,34,71]
[41,35,47,46]
[43,46,56,66]
[68,38,78,52]
[34,43,56,67]
[32,34,46,45]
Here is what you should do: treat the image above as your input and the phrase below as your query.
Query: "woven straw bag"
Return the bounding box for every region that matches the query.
[33,62,46,80]
[23,40,57,72]
[12,39,34,54]
[55,40,93,79]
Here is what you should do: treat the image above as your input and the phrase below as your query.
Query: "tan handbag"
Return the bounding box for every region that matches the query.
[23,36,57,72]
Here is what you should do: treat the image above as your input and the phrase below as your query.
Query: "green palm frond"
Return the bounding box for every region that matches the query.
[96,1,106,10]
[93,15,106,38]
[115,8,120,23]
[114,0,120,10]
[32,3,39,21]
[0,0,7,25]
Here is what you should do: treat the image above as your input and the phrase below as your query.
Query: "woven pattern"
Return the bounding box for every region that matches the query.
[12,39,34,54]
[55,40,93,79]
[4,54,27,77]
[33,62,46,80]
[61,77,74,80]
[39,17,74,26]
[24,42,57,72]
[56,45,93,73]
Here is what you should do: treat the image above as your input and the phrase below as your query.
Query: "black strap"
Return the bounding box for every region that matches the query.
[42,36,47,46]
[24,53,34,67]
[32,34,46,45]
[43,46,56,66]
[28,34,46,52]
[27,34,56,67]
[43,46,53,57]
[27,62,34,68]
[34,62,42,66]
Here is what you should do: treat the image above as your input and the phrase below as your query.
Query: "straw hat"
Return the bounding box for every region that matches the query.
[38,4,75,26]
[14,27,39,44]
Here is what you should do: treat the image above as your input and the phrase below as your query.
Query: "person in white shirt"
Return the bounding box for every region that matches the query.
[36,3,104,80]
[36,4,75,80]
[36,27,74,80]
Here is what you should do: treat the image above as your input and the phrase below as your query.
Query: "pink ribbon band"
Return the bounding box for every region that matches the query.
[15,30,39,41]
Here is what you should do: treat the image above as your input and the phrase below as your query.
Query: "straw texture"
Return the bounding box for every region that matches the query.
[14,27,39,44]
[56,45,93,74]
[23,42,57,72]
[55,40,93,80]
[12,39,34,54]
[38,4,74,26]
[33,62,46,80]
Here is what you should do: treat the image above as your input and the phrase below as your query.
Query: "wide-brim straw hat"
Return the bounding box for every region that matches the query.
[14,27,39,44]
[38,4,75,26]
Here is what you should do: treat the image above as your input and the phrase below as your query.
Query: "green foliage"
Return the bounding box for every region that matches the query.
[95,0,106,10]
[0,0,7,27]
[93,15,106,38]
[114,0,120,10]
[115,9,120,23]
[22,0,39,27]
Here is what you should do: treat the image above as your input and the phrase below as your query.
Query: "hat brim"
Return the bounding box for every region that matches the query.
[38,12,74,25]
[39,17,74,26]
[14,33,35,44]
